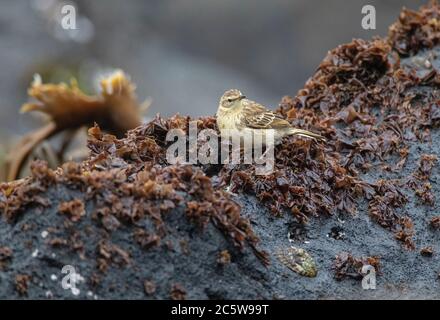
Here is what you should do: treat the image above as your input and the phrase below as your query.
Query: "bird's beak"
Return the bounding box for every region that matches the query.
[239,95,246,100]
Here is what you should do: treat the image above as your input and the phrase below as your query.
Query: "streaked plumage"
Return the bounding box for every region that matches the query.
[216,89,324,145]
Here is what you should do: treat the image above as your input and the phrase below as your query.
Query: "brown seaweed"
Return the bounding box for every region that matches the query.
[5,71,143,181]
[333,252,381,281]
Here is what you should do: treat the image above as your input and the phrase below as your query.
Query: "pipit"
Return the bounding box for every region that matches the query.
[216,89,324,146]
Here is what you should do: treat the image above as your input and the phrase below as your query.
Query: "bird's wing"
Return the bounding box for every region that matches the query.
[240,99,291,129]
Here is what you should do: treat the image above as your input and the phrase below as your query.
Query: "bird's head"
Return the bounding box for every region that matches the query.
[219,89,246,108]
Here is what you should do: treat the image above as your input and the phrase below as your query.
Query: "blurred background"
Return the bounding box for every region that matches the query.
[0,0,426,178]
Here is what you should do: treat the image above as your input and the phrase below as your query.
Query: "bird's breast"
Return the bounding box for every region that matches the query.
[217,109,241,130]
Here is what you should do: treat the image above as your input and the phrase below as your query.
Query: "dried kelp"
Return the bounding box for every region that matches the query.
[0,246,12,270]
[389,1,440,56]
[2,3,440,295]
[333,252,381,281]
[217,250,231,266]
[8,2,440,251]
[217,3,440,248]
[170,283,187,300]
[430,216,440,229]
[97,240,131,272]
[144,280,157,296]
[416,154,438,180]
[58,199,86,222]
[15,274,31,296]
[420,246,434,257]
[407,154,437,205]
[5,70,143,181]
[0,125,269,266]
[368,180,414,249]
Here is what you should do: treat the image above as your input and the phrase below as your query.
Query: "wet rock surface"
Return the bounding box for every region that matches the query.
[1,147,439,300]
[1,3,440,299]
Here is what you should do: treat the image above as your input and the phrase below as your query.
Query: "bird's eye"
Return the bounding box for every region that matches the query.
[227,99,232,102]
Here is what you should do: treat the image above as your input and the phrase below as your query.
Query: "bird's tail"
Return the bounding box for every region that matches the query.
[288,128,325,141]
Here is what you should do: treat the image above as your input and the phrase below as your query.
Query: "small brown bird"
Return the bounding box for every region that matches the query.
[216,89,324,145]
